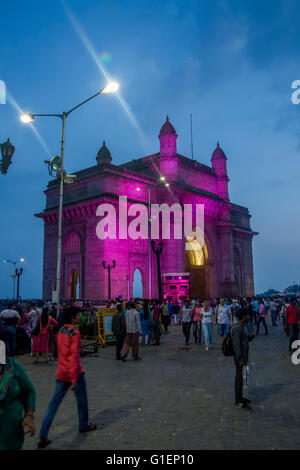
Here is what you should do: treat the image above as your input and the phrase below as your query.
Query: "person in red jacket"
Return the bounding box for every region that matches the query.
[285,298,300,354]
[38,307,96,449]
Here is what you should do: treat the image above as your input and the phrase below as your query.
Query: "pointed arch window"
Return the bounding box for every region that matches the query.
[64,232,81,255]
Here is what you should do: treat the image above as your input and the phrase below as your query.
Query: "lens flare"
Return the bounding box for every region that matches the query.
[99,53,112,65]
[62,1,150,148]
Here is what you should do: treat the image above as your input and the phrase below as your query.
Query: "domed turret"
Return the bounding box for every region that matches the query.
[211,142,229,200]
[159,116,177,156]
[211,142,226,160]
[96,141,112,167]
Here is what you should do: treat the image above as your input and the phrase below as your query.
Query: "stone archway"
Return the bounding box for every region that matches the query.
[184,236,208,298]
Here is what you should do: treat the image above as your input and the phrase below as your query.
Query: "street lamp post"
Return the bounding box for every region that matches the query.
[137,177,169,300]
[151,240,163,303]
[21,82,119,318]
[15,267,23,302]
[3,258,24,300]
[102,260,116,300]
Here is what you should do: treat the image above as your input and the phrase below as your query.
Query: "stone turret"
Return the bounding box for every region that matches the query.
[211,142,229,201]
[96,141,112,167]
[158,116,178,182]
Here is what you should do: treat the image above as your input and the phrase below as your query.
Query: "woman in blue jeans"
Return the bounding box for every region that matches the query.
[201,300,216,351]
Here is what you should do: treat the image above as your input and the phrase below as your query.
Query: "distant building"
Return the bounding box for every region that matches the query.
[36,117,257,301]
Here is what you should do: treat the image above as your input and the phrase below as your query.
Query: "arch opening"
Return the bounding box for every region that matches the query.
[185,236,208,298]
[68,269,80,300]
[133,269,143,299]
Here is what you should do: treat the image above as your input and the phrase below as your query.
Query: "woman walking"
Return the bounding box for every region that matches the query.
[32,307,58,363]
[139,300,151,346]
[0,340,36,450]
[201,300,216,351]
[256,299,268,335]
[191,300,203,344]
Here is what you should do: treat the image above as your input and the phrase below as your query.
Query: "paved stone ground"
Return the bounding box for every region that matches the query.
[20,318,300,450]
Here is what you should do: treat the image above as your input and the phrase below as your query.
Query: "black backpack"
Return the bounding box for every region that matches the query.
[222,330,234,356]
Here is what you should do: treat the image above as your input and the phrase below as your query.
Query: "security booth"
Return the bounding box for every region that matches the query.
[162,273,190,304]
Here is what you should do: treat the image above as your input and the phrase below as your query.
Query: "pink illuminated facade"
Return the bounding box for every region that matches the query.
[36,117,257,301]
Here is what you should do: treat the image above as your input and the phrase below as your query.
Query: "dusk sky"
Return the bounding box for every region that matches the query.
[0,0,299,298]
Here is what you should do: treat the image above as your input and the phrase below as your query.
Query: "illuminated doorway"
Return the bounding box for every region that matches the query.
[184,236,208,298]
[69,269,80,300]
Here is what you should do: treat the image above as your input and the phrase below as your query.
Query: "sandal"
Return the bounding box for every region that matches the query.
[79,422,97,433]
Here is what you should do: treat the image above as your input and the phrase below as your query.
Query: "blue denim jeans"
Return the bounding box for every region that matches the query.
[192,322,202,343]
[217,323,229,337]
[202,322,213,346]
[40,372,89,438]
[5,326,16,355]
[247,316,254,334]
[271,310,277,326]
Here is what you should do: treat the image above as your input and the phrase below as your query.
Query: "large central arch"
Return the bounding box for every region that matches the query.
[184,236,208,298]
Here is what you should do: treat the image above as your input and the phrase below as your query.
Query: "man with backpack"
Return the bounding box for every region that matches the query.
[230,309,256,410]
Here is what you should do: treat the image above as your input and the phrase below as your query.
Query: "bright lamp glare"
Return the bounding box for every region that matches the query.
[101,81,119,94]
[20,258,24,262]
[136,187,141,191]
[20,113,34,123]
[160,176,166,181]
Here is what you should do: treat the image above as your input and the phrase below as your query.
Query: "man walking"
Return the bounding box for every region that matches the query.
[286,298,300,354]
[0,303,21,356]
[161,300,170,333]
[216,298,233,341]
[251,297,259,325]
[231,309,256,410]
[38,307,96,448]
[181,300,192,346]
[270,299,279,327]
[112,304,127,360]
[121,302,142,361]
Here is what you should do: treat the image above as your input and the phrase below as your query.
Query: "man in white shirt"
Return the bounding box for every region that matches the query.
[121,302,142,362]
[0,303,21,356]
[180,301,192,345]
[216,298,233,340]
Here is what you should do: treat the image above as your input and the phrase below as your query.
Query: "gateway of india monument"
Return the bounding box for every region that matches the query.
[36,117,257,302]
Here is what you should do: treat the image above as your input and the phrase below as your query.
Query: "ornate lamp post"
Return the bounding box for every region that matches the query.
[15,267,23,302]
[151,241,163,302]
[3,258,24,299]
[0,139,15,174]
[21,81,119,317]
[102,260,116,300]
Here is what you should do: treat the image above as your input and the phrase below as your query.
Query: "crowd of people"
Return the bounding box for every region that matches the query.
[0,294,299,449]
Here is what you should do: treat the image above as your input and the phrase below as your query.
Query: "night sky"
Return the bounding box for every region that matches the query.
[0,0,299,298]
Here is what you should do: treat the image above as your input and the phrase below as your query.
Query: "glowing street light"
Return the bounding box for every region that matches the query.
[160,176,166,181]
[101,81,119,94]
[20,113,34,123]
